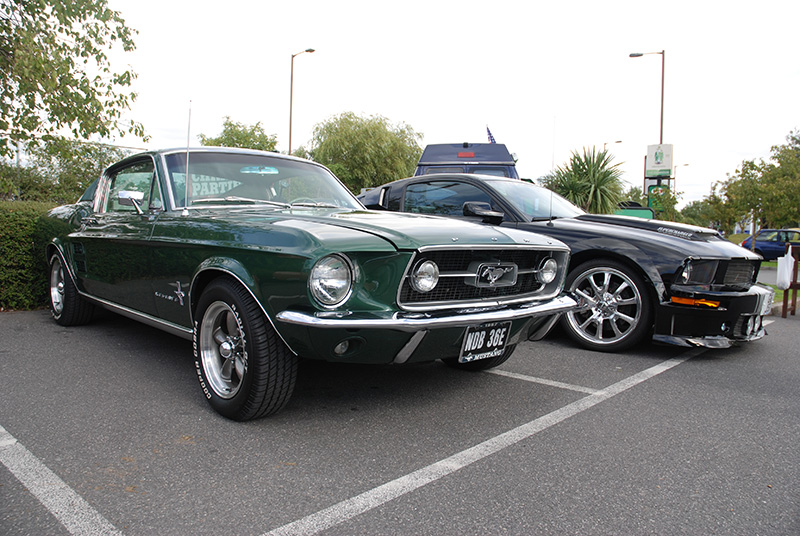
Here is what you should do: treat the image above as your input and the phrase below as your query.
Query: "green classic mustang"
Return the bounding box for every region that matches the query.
[43,148,575,420]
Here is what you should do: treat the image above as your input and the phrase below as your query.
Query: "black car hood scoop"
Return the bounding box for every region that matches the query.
[575,214,721,241]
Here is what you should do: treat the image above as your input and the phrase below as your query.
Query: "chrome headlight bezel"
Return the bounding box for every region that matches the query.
[409,259,440,293]
[537,257,559,284]
[309,254,354,308]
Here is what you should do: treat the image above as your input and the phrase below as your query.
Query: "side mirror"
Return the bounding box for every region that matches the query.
[463,201,504,225]
[118,190,145,214]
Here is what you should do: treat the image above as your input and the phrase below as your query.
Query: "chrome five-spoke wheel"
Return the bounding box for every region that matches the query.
[199,301,247,399]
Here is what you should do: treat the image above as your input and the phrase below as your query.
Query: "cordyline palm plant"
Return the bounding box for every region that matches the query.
[543,148,625,214]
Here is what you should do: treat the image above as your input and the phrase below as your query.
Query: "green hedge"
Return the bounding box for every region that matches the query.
[0,201,56,310]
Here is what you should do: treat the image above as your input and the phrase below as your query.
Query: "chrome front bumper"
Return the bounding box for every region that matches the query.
[276,294,578,331]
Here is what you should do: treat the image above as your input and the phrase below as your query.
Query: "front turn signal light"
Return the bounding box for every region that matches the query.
[671,296,721,308]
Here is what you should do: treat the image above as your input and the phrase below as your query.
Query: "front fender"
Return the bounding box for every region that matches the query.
[569,238,668,301]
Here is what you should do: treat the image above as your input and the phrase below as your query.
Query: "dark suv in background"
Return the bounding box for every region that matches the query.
[415,142,519,178]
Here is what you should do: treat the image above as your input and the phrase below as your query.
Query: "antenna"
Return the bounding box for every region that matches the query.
[547,188,554,226]
[182,100,191,216]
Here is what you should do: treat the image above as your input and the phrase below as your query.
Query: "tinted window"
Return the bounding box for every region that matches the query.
[404,181,492,216]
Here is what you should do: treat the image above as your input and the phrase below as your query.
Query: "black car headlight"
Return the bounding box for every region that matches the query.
[310,254,353,307]
[674,259,719,287]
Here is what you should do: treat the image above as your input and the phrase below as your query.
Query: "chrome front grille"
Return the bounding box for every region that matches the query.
[398,247,568,311]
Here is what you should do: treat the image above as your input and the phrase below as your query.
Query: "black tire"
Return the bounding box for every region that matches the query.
[561,259,653,352]
[48,254,94,326]
[442,344,517,371]
[194,277,297,420]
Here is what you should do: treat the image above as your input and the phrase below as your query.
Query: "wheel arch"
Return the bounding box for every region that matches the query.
[188,260,298,356]
[567,248,662,304]
[45,240,79,288]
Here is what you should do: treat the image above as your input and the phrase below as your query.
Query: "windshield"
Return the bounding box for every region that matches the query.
[486,179,585,220]
[164,151,362,210]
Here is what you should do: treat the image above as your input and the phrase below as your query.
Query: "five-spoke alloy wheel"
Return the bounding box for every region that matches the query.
[194,277,297,420]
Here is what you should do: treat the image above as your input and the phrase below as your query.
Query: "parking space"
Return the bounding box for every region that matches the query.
[1,310,798,535]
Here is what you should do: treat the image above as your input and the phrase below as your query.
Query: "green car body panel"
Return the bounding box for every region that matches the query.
[42,148,576,419]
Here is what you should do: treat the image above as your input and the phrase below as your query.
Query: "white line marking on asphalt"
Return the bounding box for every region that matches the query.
[263,348,705,536]
[0,425,122,536]
[487,369,602,394]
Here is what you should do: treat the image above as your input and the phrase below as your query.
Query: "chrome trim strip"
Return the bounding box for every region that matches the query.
[275,294,578,332]
[416,243,571,253]
[80,294,193,340]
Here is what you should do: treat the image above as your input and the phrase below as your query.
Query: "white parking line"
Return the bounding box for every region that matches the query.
[487,369,602,394]
[263,348,705,536]
[0,425,122,536]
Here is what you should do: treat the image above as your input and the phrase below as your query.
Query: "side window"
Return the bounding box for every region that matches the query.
[760,231,779,242]
[403,181,493,216]
[788,231,800,242]
[104,160,156,213]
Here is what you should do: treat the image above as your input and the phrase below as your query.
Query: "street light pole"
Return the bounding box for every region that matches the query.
[289,48,315,155]
[629,50,665,144]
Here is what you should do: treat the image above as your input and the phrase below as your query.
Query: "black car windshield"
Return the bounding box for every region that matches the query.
[485,179,585,220]
[164,152,362,210]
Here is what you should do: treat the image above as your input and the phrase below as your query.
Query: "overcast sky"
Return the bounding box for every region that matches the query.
[107,0,800,207]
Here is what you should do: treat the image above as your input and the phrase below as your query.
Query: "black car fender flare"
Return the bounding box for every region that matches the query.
[566,238,668,303]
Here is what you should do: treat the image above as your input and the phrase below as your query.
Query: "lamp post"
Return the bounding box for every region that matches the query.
[289,48,315,154]
[603,140,622,151]
[629,50,665,144]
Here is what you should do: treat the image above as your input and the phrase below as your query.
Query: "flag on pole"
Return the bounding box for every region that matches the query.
[487,126,496,144]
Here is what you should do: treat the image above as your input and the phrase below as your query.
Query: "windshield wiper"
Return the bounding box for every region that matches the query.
[290,201,340,208]
[530,216,561,222]
[190,196,290,208]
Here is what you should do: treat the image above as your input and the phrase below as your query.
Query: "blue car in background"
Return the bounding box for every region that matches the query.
[740,229,800,260]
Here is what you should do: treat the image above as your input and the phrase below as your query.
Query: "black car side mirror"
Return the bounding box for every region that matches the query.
[463,201,504,225]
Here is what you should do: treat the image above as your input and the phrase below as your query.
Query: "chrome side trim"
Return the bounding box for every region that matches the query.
[276,294,578,332]
[81,295,193,340]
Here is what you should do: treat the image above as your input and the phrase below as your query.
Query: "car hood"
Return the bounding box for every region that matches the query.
[575,214,722,241]
[180,208,565,252]
[287,209,562,250]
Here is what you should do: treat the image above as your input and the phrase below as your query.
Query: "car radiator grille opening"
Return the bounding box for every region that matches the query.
[399,249,551,306]
[721,260,758,288]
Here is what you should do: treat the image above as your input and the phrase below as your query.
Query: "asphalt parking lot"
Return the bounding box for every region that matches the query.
[1,309,798,535]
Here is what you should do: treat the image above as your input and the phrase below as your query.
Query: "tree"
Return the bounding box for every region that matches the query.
[723,131,800,230]
[542,148,625,214]
[302,112,422,193]
[0,0,145,157]
[680,182,739,233]
[198,117,278,152]
[0,137,128,203]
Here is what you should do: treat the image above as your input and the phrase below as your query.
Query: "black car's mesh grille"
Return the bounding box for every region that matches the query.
[399,249,550,306]
[721,260,757,288]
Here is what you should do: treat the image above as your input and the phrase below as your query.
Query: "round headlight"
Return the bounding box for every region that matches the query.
[538,257,558,284]
[310,255,352,307]
[410,260,440,293]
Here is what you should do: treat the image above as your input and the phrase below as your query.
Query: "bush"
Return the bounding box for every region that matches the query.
[0,201,56,309]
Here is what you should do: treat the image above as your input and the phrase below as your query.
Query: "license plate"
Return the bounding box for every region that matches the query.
[459,321,512,363]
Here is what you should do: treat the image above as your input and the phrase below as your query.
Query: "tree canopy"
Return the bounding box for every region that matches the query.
[0,0,144,157]
[198,117,278,152]
[301,112,422,193]
[542,147,625,214]
[0,137,129,203]
[723,130,800,229]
